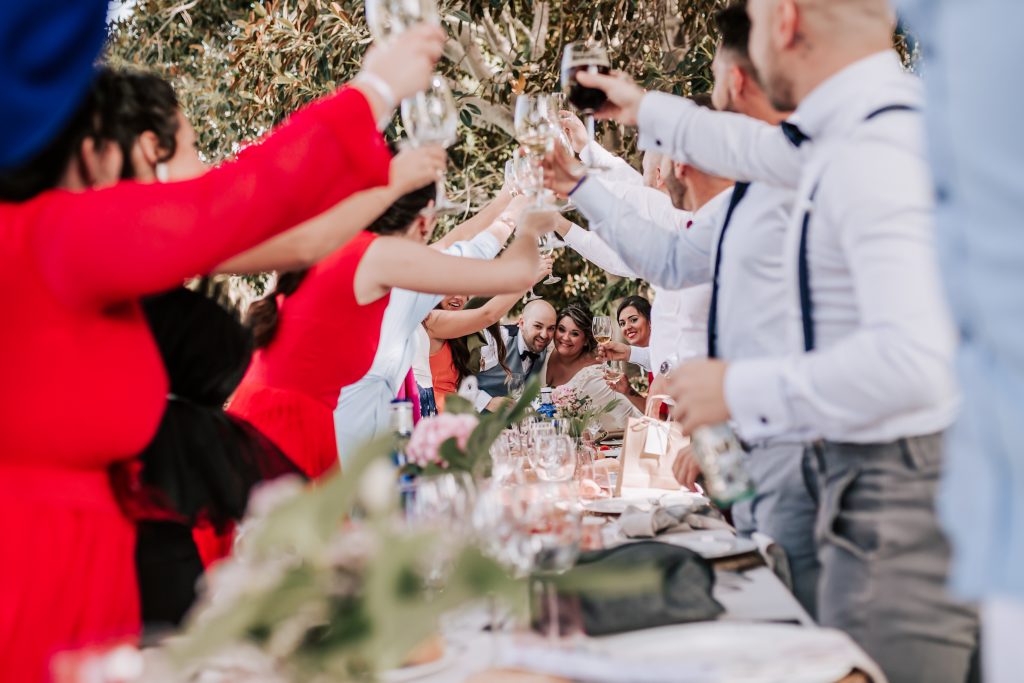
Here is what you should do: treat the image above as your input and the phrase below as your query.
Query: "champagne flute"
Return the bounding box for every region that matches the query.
[560,42,612,171]
[400,74,463,215]
[592,315,614,374]
[538,232,562,285]
[365,0,440,41]
[514,94,559,210]
[603,359,625,385]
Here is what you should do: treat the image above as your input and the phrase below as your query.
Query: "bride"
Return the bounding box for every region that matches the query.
[540,303,641,433]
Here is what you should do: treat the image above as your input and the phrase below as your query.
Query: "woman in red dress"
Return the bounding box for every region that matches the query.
[229,188,548,480]
[0,28,445,682]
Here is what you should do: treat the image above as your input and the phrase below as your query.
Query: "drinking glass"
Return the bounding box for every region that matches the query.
[514,94,561,211]
[405,472,477,588]
[603,360,625,385]
[517,482,583,642]
[560,42,611,171]
[400,74,462,214]
[530,434,576,482]
[365,0,440,41]
[592,316,613,347]
[538,232,562,285]
[507,372,526,401]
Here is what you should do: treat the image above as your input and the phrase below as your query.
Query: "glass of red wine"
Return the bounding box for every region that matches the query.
[560,42,611,171]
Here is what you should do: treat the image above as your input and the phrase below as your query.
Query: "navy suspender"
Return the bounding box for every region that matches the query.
[797,104,918,352]
[706,182,751,358]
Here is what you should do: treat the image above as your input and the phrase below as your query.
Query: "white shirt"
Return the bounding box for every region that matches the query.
[411,325,432,388]
[638,50,959,444]
[333,232,503,461]
[561,148,712,374]
[568,182,729,374]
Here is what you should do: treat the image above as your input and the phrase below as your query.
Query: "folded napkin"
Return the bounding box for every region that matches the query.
[618,502,732,539]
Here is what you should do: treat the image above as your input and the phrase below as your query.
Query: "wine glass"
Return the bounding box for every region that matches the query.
[365,0,440,41]
[530,434,576,482]
[400,74,463,215]
[593,315,614,376]
[507,372,526,401]
[405,472,477,589]
[517,482,583,642]
[538,232,562,285]
[603,360,625,385]
[514,94,559,210]
[560,42,612,172]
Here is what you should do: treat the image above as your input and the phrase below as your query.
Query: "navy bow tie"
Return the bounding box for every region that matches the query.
[521,350,539,363]
[781,121,811,148]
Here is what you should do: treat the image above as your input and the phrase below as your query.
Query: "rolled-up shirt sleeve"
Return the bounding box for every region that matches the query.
[637,91,802,189]
[571,178,714,289]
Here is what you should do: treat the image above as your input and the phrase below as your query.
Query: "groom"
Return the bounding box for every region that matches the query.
[470,298,556,412]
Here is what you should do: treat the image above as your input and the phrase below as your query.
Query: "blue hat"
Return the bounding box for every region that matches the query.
[0,0,108,170]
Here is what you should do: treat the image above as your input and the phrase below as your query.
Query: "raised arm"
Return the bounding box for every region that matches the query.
[575,70,802,188]
[216,146,448,273]
[355,213,550,302]
[32,26,447,308]
[430,190,517,251]
[545,144,716,289]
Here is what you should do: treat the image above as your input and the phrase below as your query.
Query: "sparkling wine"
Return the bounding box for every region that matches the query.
[561,63,611,113]
[594,335,612,345]
[603,370,624,384]
[519,132,553,155]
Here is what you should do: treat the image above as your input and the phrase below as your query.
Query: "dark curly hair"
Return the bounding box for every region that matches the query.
[557,303,597,354]
[87,68,181,179]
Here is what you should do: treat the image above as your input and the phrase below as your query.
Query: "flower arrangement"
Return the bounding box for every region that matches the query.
[550,386,620,439]
[401,379,541,477]
[157,438,524,682]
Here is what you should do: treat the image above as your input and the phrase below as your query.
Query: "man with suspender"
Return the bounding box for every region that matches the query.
[543,4,820,618]
[565,1,979,680]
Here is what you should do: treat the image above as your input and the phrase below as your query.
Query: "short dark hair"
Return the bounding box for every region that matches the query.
[715,2,760,84]
[616,295,652,323]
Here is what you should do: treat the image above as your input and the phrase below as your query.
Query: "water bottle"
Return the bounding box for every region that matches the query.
[389,399,416,510]
[537,386,557,419]
[689,423,755,507]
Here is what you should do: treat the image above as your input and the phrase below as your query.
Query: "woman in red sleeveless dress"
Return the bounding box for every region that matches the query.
[0,27,450,675]
[228,186,546,480]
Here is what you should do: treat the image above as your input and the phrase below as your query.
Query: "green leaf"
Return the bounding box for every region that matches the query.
[443,394,475,415]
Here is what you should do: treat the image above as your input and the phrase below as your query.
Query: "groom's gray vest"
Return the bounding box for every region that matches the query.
[474,325,546,398]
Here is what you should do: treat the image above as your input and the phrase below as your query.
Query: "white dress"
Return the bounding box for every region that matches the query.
[541,356,642,433]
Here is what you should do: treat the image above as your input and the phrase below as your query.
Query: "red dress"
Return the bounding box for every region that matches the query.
[229,231,391,479]
[0,87,390,683]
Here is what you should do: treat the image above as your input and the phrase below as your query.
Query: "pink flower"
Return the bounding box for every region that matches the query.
[406,413,479,468]
[550,386,577,409]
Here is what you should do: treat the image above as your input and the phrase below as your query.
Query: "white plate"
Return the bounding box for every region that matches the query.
[583,497,653,515]
[379,640,465,683]
[585,622,859,683]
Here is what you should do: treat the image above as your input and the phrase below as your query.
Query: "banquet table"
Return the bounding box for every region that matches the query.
[398,523,886,683]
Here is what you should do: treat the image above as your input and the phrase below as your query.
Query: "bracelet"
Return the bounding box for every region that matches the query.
[354,73,398,127]
[567,174,589,197]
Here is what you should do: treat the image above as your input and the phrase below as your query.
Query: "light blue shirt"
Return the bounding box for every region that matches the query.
[333,232,502,465]
[902,0,1024,601]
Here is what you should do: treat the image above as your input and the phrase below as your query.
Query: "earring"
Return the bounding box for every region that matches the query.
[155,162,169,183]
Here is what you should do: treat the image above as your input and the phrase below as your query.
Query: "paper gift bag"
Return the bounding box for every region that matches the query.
[617,395,688,494]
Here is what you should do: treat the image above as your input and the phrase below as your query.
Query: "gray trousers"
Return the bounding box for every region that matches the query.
[732,443,820,618]
[810,434,979,683]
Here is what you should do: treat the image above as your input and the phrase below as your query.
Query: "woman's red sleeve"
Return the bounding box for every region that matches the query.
[31,86,392,308]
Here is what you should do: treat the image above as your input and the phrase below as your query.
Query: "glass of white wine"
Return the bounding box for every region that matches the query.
[603,360,625,385]
[365,0,440,41]
[514,94,559,210]
[592,315,614,374]
[400,74,462,215]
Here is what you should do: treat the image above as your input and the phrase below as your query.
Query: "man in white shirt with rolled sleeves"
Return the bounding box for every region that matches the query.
[554,103,725,381]
[570,1,978,680]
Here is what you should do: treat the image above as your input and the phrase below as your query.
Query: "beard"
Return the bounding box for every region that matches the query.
[664,172,688,211]
[760,56,799,112]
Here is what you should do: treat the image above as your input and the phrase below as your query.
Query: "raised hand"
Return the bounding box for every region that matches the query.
[597,341,631,361]
[541,139,586,197]
[389,145,447,193]
[359,24,447,103]
[575,70,645,127]
[534,253,555,284]
[559,110,589,153]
